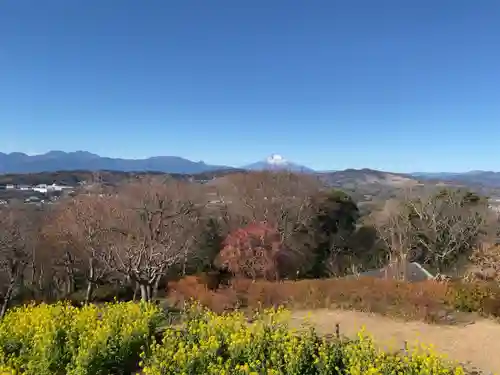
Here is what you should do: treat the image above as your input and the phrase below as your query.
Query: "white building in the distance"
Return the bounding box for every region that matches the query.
[33,183,73,194]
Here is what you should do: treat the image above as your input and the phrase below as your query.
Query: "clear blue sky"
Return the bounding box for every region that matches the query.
[1,1,499,172]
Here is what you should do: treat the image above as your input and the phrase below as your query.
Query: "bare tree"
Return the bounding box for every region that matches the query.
[108,177,204,301]
[372,189,491,276]
[35,233,75,300]
[371,198,415,280]
[47,194,117,303]
[22,208,53,302]
[406,189,490,273]
[0,207,38,318]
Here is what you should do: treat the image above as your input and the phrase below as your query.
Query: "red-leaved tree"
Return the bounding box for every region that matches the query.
[215,222,283,280]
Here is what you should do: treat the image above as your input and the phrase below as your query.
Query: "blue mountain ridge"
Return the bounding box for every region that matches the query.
[0,151,230,174]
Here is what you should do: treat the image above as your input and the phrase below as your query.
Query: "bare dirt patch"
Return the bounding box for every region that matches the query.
[291,309,499,374]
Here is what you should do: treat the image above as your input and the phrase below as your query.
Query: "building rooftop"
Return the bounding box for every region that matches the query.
[354,261,434,283]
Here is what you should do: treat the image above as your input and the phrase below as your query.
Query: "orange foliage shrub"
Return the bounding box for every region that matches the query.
[215,222,283,280]
[167,275,238,313]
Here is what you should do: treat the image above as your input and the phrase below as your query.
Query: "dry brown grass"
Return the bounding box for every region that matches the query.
[291,309,499,374]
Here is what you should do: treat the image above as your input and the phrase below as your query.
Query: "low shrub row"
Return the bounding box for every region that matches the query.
[167,275,500,322]
[144,305,465,375]
[0,302,467,375]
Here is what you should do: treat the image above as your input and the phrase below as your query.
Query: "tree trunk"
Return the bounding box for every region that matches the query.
[401,254,408,281]
[152,276,161,300]
[85,281,95,304]
[132,282,139,301]
[140,284,148,301]
[0,281,15,319]
[64,251,75,296]
[85,258,96,304]
[65,278,73,296]
[182,247,188,276]
[29,262,37,298]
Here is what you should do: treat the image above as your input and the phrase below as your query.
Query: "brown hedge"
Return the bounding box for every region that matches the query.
[167,275,500,323]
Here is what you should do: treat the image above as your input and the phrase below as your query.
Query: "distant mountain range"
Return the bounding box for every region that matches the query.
[0,152,314,175]
[2,151,500,189]
[0,151,230,174]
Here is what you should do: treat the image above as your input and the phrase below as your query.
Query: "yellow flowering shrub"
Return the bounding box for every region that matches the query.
[140,305,466,375]
[0,364,16,375]
[0,302,470,374]
[66,301,162,375]
[0,302,75,375]
[0,301,162,375]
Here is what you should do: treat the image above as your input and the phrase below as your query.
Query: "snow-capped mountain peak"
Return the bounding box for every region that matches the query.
[266,154,288,165]
[243,154,315,173]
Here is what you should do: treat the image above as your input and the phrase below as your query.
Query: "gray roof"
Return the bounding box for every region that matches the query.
[356,261,434,283]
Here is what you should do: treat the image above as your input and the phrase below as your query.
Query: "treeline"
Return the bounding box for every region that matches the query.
[0,171,497,317]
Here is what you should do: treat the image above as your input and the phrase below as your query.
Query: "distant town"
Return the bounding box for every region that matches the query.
[0,182,76,206]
